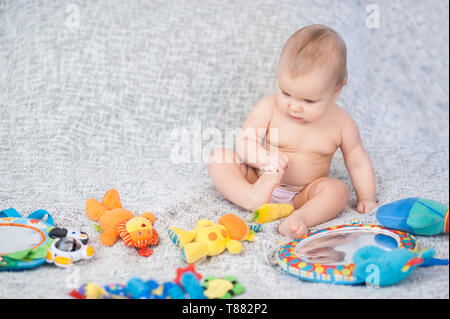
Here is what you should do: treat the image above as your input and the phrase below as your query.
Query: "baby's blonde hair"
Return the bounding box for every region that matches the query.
[279,24,347,88]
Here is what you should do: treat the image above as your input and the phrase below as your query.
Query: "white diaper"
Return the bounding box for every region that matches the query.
[271,187,298,205]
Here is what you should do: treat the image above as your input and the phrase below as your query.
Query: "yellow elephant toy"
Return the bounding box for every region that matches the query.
[168,214,260,264]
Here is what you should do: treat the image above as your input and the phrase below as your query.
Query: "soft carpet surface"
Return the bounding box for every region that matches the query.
[0,0,448,298]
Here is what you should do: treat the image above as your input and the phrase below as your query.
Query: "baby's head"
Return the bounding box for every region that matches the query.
[277,24,347,123]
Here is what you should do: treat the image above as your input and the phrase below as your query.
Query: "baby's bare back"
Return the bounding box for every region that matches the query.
[262,101,344,191]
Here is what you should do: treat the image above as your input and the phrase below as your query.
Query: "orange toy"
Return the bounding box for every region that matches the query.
[85,188,158,257]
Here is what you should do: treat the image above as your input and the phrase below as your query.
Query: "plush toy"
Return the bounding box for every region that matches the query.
[376,197,449,236]
[251,203,294,224]
[85,188,158,257]
[70,278,184,300]
[168,213,260,264]
[69,283,110,299]
[126,278,168,299]
[174,264,206,299]
[353,246,435,287]
[202,276,245,299]
[69,265,219,299]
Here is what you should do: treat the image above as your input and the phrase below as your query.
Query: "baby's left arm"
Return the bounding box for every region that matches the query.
[339,114,377,214]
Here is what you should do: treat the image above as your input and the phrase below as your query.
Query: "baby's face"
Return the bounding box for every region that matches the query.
[276,64,341,124]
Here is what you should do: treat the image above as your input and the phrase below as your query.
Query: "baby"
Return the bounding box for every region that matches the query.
[208,24,377,238]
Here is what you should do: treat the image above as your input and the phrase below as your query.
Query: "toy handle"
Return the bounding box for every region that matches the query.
[28,209,54,226]
[0,208,54,226]
[0,208,21,218]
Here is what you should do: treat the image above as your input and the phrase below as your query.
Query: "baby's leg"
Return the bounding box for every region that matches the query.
[278,177,349,238]
[208,148,280,211]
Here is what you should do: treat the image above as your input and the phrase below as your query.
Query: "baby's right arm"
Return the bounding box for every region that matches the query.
[236,95,289,173]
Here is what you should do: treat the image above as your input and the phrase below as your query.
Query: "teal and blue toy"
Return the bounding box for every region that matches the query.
[126,278,158,299]
[353,246,435,287]
[164,282,186,299]
[179,271,206,299]
[376,198,449,236]
[0,208,55,271]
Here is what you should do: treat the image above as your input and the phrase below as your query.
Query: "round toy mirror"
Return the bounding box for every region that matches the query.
[0,212,54,271]
[277,224,416,285]
[0,224,46,255]
[295,227,400,265]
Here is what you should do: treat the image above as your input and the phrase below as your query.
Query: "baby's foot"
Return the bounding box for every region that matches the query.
[248,173,280,211]
[278,213,308,238]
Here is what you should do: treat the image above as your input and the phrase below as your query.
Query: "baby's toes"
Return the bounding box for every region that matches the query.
[278,218,306,238]
[278,221,295,238]
[356,202,366,214]
[291,222,307,238]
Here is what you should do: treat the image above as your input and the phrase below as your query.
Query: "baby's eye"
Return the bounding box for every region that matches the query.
[282,91,291,97]
[304,99,315,103]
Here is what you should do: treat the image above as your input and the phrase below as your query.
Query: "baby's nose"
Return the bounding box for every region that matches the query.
[290,102,303,112]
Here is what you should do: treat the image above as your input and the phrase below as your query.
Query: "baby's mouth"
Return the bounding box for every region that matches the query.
[289,113,305,121]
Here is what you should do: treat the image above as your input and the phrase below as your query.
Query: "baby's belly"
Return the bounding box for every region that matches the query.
[259,151,334,192]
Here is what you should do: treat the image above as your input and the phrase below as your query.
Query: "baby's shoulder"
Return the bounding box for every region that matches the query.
[329,103,362,146]
[243,94,278,126]
[329,102,357,127]
[250,94,277,114]
[255,94,277,109]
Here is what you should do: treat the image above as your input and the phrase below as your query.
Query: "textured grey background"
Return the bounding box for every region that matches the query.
[0,0,448,299]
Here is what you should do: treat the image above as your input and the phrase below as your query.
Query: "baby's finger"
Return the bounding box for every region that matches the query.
[278,159,287,170]
[284,156,290,169]
[279,155,289,168]
[278,154,289,166]
[276,163,285,176]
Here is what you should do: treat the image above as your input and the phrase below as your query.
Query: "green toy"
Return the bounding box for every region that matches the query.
[202,276,245,299]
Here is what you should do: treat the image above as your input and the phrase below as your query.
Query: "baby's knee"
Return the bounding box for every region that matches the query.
[335,180,350,205]
[326,179,350,207]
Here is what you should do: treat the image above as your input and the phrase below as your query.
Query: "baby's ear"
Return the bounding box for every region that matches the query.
[141,211,156,225]
[332,80,346,100]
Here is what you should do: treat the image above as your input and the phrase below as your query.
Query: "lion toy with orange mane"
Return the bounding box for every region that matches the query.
[85,188,158,257]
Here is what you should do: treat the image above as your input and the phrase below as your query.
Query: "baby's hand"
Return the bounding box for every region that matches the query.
[261,151,290,175]
[356,199,377,214]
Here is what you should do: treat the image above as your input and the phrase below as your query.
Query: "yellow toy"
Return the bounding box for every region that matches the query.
[250,203,294,224]
[168,214,258,264]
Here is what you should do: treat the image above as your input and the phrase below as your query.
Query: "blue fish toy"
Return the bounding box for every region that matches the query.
[376,198,449,236]
[353,246,436,287]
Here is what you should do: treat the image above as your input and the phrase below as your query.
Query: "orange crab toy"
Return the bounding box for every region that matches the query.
[86,188,158,257]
